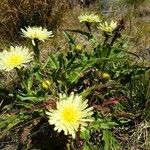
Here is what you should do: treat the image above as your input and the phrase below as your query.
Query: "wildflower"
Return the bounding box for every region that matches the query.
[0,46,33,71]
[46,92,93,138]
[21,26,54,45]
[42,80,51,89]
[78,13,101,23]
[98,20,117,33]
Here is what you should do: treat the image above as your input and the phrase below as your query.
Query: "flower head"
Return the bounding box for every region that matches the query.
[46,92,93,138]
[78,13,101,23]
[21,26,54,43]
[98,20,117,33]
[0,46,33,71]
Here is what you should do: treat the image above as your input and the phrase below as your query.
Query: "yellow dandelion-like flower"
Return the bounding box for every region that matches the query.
[0,46,33,71]
[46,92,93,138]
[78,13,101,23]
[21,26,54,45]
[98,20,117,33]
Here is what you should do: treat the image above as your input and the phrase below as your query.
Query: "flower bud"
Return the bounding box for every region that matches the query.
[102,72,110,80]
[76,44,83,51]
[42,80,51,89]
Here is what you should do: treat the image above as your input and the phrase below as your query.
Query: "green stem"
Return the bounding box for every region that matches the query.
[101,44,112,71]
[32,39,40,62]
[85,22,92,33]
[15,68,28,92]
[103,33,110,46]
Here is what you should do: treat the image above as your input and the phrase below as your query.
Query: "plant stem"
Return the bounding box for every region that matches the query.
[32,39,40,63]
[15,68,28,92]
[101,44,112,71]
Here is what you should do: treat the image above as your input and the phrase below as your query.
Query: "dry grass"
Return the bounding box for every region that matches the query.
[0,0,70,43]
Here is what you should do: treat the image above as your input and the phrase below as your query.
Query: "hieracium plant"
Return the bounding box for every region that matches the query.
[0,11,149,150]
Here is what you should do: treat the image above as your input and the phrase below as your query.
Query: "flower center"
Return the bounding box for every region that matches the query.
[6,55,24,67]
[61,106,79,124]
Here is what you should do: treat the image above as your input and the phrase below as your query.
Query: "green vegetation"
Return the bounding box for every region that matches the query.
[0,0,150,150]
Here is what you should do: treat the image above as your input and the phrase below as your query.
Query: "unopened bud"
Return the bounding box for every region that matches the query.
[102,72,110,79]
[42,80,51,89]
[76,44,83,51]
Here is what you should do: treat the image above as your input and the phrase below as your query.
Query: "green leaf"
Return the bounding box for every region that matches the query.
[0,113,29,138]
[63,31,75,45]
[16,94,43,103]
[15,101,34,108]
[100,122,118,129]
[65,58,97,83]
[80,129,90,141]
[102,130,110,150]
[48,54,60,69]
[119,119,130,124]
[58,53,67,68]
[81,84,104,98]
[42,55,52,69]
[27,76,33,91]
[102,130,120,150]
[81,81,121,99]
[83,144,92,150]
[89,118,119,131]
[66,68,84,83]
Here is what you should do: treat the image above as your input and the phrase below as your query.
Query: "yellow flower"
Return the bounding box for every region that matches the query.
[0,46,33,71]
[21,26,54,45]
[42,80,51,89]
[46,92,93,138]
[78,13,101,23]
[98,20,117,33]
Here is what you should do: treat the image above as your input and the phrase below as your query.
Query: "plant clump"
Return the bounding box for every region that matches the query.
[0,9,150,149]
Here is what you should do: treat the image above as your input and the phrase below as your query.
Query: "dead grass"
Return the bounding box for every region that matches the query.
[0,0,70,43]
